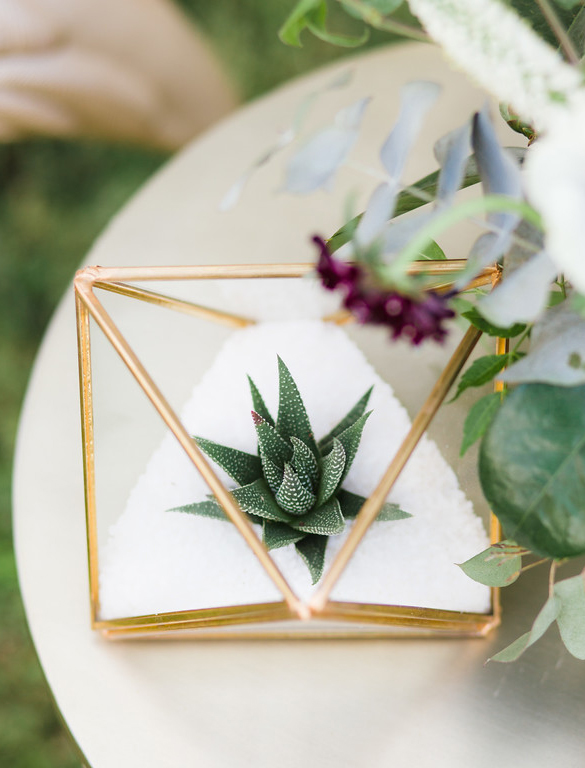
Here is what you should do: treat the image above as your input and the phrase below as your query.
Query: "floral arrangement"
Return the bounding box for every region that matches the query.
[171,357,409,583]
[223,0,585,660]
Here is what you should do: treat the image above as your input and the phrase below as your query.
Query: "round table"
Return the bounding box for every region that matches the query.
[14,43,585,768]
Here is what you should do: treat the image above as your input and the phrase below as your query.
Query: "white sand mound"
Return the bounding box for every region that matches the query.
[99,320,490,619]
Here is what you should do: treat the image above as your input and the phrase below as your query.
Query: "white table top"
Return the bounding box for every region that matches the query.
[14,43,585,768]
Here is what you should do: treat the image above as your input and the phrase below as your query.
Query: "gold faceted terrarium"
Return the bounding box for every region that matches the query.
[75,260,504,640]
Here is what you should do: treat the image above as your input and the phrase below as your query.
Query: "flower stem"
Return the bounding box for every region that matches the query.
[535,0,581,65]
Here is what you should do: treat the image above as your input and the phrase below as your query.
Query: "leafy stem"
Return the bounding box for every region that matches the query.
[535,0,581,65]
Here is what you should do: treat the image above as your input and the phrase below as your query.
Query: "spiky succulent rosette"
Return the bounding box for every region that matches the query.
[170,357,410,583]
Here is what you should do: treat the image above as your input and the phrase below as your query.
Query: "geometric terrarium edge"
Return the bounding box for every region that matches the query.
[75,260,502,639]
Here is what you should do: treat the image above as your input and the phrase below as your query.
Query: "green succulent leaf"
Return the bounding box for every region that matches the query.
[335,410,372,481]
[318,386,373,453]
[462,307,526,338]
[451,354,513,401]
[336,489,410,521]
[261,454,283,495]
[194,436,262,486]
[291,436,320,492]
[289,496,345,535]
[253,411,293,468]
[276,356,319,454]
[295,535,328,584]
[168,499,228,521]
[247,375,274,426]
[276,463,317,515]
[458,540,522,587]
[317,438,346,505]
[479,383,585,559]
[263,520,305,550]
[460,392,502,456]
[489,594,561,663]
[232,479,293,523]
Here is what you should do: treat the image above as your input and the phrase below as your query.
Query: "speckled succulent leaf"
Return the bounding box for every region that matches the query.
[288,497,345,535]
[335,410,372,482]
[290,436,319,492]
[276,356,318,454]
[247,375,275,426]
[295,535,328,584]
[336,489,409,521]
[276,463,316,516]
[194,436,262,486]
[232,479,293,523]
[317,438,346,506]
[263,520,305,550]
[252,411,293,468]
[261,454,283,495]
[318,386,373,453]
[168,499,228,521]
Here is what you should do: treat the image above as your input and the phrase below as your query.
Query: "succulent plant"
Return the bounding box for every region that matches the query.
[170,357,410,583]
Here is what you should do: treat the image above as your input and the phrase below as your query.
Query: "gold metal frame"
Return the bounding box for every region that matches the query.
[75,260,502,639]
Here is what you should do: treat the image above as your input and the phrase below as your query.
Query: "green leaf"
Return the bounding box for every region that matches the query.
[289,496,345,535]
[253,412,293,468]
[462,307,526,338]
[460,392,502,456]
[318,386,373,453]
[568,7,585,57]
[247,375,274,426]
[275,463,316,515]
[552,0,583,10]
[232,479,293,523]
[276,357,318,454]
[295,535,328,584]
[458,540,522,587]
[506,1,583,47]
[451,354,511,401]
[291,436,319,492]
[317,439,346,505]
[194,437,262,486]
[489,595,561,663]
[417,239,446,260]
[341,0,404,19]
[555,574,585,659]
[168,499,228,521]
[263,521,305,550]
[336,489,410,521]
[335,410,372,481]
[479,383,585,558]
[307,3,370,47]
[278,0,322,46]
[261,454,283,495]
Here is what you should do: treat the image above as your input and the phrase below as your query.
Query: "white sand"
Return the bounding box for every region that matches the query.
[99,319,491,619]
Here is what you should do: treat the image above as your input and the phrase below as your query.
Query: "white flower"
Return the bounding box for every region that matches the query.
[525,102,585,293]
[408,0,582,131]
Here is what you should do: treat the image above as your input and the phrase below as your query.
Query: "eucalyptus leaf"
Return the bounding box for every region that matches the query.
[479,383,585,558]
[501,302,585,386]
[194,437,262,486]
[295,534,328,584]
[554,574,585,659]
[458,540,522,587]
[460,392,502,456]
[489,595,561,663]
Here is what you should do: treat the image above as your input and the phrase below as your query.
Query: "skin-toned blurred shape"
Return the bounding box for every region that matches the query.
[0,0,238,149]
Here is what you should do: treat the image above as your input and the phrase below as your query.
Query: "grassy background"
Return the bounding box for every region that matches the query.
[0,2,405,765]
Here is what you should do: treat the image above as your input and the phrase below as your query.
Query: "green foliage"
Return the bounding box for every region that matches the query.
[458,540,522,587]
[172,359,409,582]
[490,593,561,662]
[505,0,583,47]
[479,383,585,559]
[460,392,503,456]
[451,353,521,401]
[462,307,526,338]
[279,0,369,47]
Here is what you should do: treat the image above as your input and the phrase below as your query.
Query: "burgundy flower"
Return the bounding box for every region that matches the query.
[312,235,455,345]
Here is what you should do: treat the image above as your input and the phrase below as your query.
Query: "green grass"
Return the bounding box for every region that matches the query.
[0,1,403,764]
